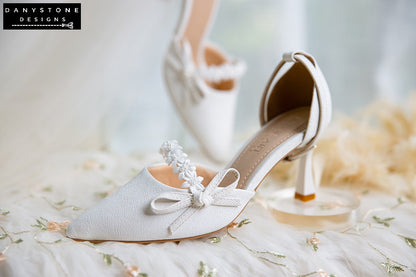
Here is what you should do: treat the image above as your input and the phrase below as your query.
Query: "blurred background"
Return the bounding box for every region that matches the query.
[0,0,416,181]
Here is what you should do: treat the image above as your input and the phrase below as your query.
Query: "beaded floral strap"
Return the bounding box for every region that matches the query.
[198,59,246,83]
[159,140,204,193]
[155,140,241,233]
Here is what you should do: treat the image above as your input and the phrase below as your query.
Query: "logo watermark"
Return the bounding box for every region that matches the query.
[3,3,81,30]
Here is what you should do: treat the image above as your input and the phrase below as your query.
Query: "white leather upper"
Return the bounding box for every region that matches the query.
[67,141,254,241]
[163,0,245,162]
[164,38,244,161]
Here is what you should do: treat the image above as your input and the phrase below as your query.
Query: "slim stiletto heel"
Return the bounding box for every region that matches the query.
[294,151,316,201]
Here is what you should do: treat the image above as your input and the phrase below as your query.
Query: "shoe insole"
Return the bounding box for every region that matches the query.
[149,165,216,189]
[229,107,310,190]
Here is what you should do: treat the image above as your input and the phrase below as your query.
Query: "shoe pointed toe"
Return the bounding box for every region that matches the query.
[66,217,88,240]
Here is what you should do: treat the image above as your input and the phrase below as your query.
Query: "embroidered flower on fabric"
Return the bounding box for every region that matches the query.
[125,265,147,277]
[83,160,103,170]
[47,221,70,232]
[318,269,330,277]
[126,265,140,277]
[307,236,321,251]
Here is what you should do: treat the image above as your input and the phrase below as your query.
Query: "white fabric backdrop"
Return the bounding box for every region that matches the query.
[0,0,416,185]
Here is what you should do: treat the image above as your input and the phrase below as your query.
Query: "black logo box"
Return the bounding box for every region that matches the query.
[3,3,81,30]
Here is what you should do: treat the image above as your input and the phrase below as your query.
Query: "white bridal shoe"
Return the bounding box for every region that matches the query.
[163,0,246,162]
[67,51,331,242]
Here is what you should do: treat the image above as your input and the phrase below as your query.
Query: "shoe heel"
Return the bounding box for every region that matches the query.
[294,151,316,201]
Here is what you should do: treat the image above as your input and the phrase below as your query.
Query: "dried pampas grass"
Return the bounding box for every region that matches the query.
[271,95,416,200]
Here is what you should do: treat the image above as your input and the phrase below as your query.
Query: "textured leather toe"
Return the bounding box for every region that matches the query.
[67,166,254,242]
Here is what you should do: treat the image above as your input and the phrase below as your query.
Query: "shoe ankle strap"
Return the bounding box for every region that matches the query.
[259,51,332,160]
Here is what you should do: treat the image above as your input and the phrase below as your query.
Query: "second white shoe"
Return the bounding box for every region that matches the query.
[163,0,246,162]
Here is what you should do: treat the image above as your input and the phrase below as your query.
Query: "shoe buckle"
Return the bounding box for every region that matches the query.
[282,52,298,62]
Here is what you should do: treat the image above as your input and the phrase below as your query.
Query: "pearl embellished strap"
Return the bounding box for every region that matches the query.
[159,140,204,191]
[198,59,246,83]
[153,140,241,233]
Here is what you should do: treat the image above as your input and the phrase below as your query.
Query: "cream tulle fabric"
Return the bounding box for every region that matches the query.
[271,98,416,201]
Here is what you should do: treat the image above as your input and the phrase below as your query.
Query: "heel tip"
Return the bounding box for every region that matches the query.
[294,192,315,202]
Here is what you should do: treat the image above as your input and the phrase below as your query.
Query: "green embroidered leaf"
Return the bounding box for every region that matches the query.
[266,250,286,259]
[207,270,217,277]
[373,216,395,227]
[208,237,221,244]
[0,234,7,240]
[138,274,148,277]
[361,189,370,195]
[404,237,416,248]
[198,261,216,277]
[53,239,62,244]
[1,211,10,216]
[237,218,251,228]
[397,197,406,204]
[329,275,337,277]
[14,238,23,244]
[72,206,81,211]
[55,200,66,206]
[42,186,52,192]
[198,261,207,276]
[103,254,112,265]
[95,191,108,199]
[381,262,404,274]
[32,218,48,230]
